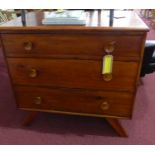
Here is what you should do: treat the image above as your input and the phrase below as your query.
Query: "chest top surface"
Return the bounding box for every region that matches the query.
[0,10,149,32]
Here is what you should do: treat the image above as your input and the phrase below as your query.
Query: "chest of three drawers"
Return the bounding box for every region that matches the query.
[1,31,145,130]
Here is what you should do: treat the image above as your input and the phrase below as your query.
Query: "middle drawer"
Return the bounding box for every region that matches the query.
[7,58,138,92]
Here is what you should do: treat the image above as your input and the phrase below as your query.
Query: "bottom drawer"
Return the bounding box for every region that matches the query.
[15,86,134,118]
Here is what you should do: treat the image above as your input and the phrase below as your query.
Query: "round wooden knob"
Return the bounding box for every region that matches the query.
[29,69,37,78]
[23,41,33,51]
[103,74,112,82]
[100,101,109,110]
[34,97,42,105]
[104,41,115,54]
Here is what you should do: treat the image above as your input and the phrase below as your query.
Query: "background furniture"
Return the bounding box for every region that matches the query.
[0,10,148,137]
[140,9,152,18]
[0,10,17,24]
[150,10,155,28]
[141,40,155,77]
[139,9,155,29]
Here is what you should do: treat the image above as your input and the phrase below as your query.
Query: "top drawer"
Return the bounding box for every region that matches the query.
[2,34,142,59]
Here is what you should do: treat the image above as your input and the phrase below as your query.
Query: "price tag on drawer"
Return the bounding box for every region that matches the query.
[102,55,113,81]
[102,55,113,74]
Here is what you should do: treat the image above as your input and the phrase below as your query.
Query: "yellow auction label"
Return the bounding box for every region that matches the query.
[102,55,113,74]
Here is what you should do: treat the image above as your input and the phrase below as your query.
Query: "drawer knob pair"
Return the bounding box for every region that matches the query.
[100,101,109,110]
[23,41,33,51]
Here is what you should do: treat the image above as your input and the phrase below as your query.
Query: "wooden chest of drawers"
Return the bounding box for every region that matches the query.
[0,10,148,137]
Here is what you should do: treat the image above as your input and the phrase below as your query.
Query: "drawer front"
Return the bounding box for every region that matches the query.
[15,86,134,118]
[8,58,138,92]
[2,34,142,59]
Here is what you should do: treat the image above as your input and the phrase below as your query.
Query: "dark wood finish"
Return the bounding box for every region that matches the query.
[105,117,128,137]
[0,10,149,137]
[15,86,134,118]
[7,58,138,92]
